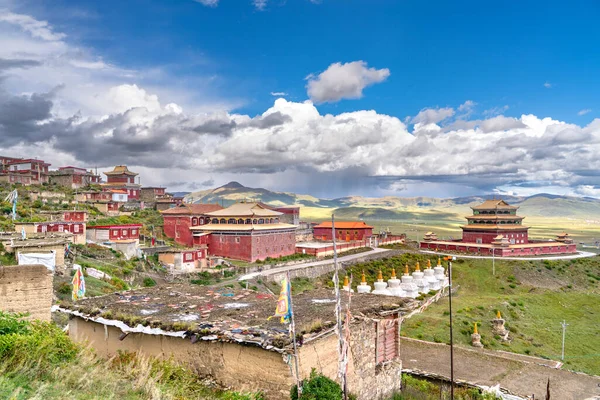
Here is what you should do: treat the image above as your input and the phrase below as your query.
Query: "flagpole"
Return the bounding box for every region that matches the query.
[331,214,346,399]
[287,270,301,399]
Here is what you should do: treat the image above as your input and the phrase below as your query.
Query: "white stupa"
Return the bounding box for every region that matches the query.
[400,264,419,298]
[387,268,405,297]
[412,262,430,294]
[434,257,447,288]
[372,270,392,296]
[356,271,371,294]
[342,275,354,292]
[424,259,441,291]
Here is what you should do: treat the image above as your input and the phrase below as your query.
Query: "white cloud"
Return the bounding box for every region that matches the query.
[483,105,509,117]
[411,107,454,125]
[306,61,390,103]
[0,11,65,41]
[253,0,267,10]
[544,82,553,88]
[270,91,287,96]
[458,100,476,112]
[194,0,219,6]
[578,109,591,116]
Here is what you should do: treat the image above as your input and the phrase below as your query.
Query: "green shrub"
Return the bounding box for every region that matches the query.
[143,277,156,287]
[291,369,342,400]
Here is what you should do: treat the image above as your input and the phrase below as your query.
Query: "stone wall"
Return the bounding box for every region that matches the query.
[299,318,402,400]
[0,264,53,321]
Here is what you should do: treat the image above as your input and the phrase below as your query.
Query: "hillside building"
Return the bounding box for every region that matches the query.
[102,165,141,200]
[157,247,208,272]
[191,202,297,262]
[86,224,142,243]
[420,199,577,256]
[313,221,374,242]
[5,158,51,184]
[15,221,86,244]
[162,204,225,246]
[49,166,101,189]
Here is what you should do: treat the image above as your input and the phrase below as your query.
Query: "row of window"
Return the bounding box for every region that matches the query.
[111,229,137,236]
[191,217,280,225]
[474,210,515,215]
[470,220,521,224]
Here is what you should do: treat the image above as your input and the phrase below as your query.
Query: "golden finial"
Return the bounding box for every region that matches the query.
[361,271,366,284]
[427,259,432,269]
[415,262,421,272]
[404,264,409,275]
[377,269,383,281]
[343,275,349,287]
[473,322,478,335]
[437,257,442,266]
[496,310,502,319]
[391,268,396,278]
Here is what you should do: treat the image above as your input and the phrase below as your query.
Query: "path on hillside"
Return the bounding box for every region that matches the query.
[401,337,600,400]
[238,247,390,281]
[420,250,597,261]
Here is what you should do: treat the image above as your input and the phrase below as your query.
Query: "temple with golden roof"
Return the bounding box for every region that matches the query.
[420,199,577,257]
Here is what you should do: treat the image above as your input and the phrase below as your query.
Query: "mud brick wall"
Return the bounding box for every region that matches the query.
[0,264,53,321]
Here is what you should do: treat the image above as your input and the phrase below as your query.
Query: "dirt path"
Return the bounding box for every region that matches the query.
[401,337,600,400]
[237,247,390,280]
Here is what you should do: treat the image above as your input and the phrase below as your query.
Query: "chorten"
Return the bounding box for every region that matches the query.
[471,322,483,348]
[424,259,440,291]
[412,262,430,294]
[400,264,418,298]
[356,271,371,294]
[342,275,354,292]
[434,257,447,288]
[372,269,391,296]
[387,268,405,297]
[491,311,509,341]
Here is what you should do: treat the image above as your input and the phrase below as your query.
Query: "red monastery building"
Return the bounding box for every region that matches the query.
[313,221,374,242]
[190,202,297,262]
[161,204,225,247]
[420,199,577,256]
[102,166,141,200]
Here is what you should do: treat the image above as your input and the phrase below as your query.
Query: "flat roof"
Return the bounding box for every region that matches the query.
[60,285,417,352]
[205,202,283,218]
[461,224,530,230]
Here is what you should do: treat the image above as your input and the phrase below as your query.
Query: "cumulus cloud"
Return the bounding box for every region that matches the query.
[544,82,553,88]
[578,109,591,116]
[411,107,454,125]
[306,61,390,103]
[0,11,65,41]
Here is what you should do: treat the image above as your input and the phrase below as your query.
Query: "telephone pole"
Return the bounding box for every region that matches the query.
[561,320,568,361]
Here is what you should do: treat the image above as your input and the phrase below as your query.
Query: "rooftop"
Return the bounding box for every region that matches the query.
[313,221,374,229]
[104,165,138,176]
[471,199,519,210]
[191,222,296,232]
[160,203,224,215]
[59,284,417,352]
[204,202,283,218]
[6,236,71,248]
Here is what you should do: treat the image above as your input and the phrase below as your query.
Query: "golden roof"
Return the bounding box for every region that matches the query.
[471,199,518,210]
[204,202,283,218]
[103,165,138,176]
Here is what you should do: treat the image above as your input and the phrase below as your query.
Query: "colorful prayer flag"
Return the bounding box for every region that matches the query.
[271,277,292,323]
[72,265,86,301]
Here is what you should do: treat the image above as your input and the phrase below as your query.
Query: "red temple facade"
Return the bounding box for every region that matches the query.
[161,204,225,246]
[190,202,297,262]
[102,165,141,200]
[420,199,577,256]
[313,221,374,242]
[5,159,51,184]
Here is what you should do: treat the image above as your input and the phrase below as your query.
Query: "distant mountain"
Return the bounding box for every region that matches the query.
[169,191,190,198]
[184,182,600,221]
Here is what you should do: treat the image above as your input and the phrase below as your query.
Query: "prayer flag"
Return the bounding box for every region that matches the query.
[21,226,26,240]
[271,277,292,323]
[72,265,86,301]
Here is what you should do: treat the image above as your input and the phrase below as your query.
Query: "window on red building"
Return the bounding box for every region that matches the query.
[122,229,127,236]
[74,225,79,233]
[132,229,137,235]
[235,237,240,243]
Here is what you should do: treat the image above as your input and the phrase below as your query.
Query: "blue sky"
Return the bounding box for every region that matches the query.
[1,0,600,198]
